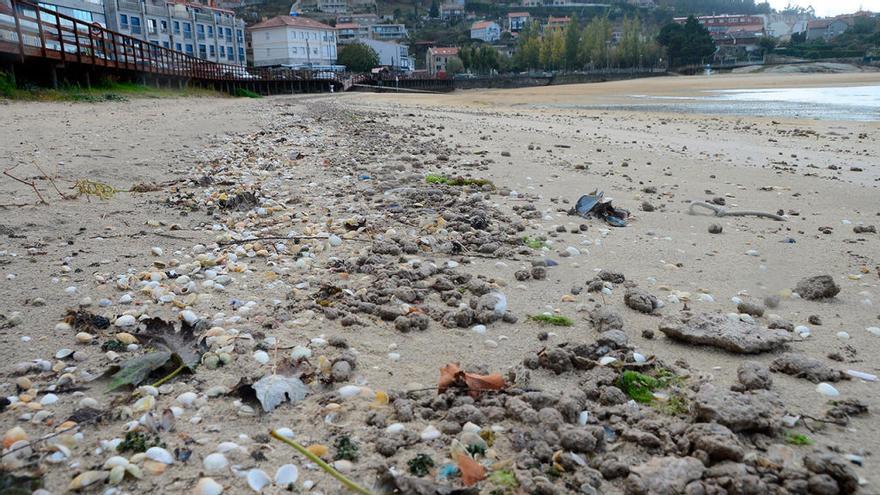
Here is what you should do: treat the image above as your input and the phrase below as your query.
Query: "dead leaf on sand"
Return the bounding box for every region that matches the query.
[438,362,506,398]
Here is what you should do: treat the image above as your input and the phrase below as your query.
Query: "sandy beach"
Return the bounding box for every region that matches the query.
[1,72,879,494]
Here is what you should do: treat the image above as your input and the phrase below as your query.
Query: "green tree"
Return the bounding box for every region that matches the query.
[618,16,642,67]
[445,56,464,74]
[514,21,542,70]
[337,43,380,73]
[657,16,714,67]
[579,15,611,68]
[429,0,439,19]
[563,14,581,70]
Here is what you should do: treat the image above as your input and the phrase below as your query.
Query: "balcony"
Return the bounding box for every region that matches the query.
[194,12,212,23]
[118,0,140,12]
[145,4,166,16]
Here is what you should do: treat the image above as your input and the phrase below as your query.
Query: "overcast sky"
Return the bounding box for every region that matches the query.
[766,0,872,17]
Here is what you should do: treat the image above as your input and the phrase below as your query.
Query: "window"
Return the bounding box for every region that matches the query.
[147,18,157,34]
[219,45,225,58]
[196,24,205,40]
[238,47,244,61]
[160,20,167,32]
[185,43,193,55]
[209,44,215,57]
[183,23,192,39]
[173,21,180,34]
[264,32,269,40]
[207,25,213,37]
[175,42,181,50]
[199,44,207,58]
[226,27,232,41]
[162,41,169,48]
[236,29,243,43]
[120,13,128,29]
[130,16,141,35]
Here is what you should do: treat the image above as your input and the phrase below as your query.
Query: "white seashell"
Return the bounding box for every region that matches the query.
[56,348,75,359]
[816,383,839,397]
[632,352,647,363]
[68,471,109,491]
[385,423,405,434]
[337,385,361,398]
[194,477,224,495]
[180,310,199,325]
[216,442,239,453]
[203,453,228,473]
[103,456,130,469]
[275,464,299,486]
[152,247,164,257]
[837,332,850,339]
[471,325,487,335]
[462,422,481,433]
[125,463,143,479]
[867,327,880,337]
[599,356,617,366]
[420,425,441,441]
[40,393,59,406]
[846,370,877,382]
[274,427,294,439]
[176,392,198,408]
[290,346,312,361]
[115,315,137,327]
[578,410,590,425]
[75,332,94,344]
[253,351,270,365]
[109,465,126,484]
[145,446,174,464]
[795,325,811,338]
[246,469,271,492]
[133,395,155,413]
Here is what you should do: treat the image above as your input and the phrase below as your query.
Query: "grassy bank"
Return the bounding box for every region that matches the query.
[0,73,229,102]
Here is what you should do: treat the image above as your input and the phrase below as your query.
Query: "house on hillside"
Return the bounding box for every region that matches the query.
[370,23,408,41]
[805,18,850,40]
[440,2,465,20]
[426,46,459,75]
[471,21,501,42]
[544,16,570,32]
[358,38,414,71]
[249,15,337,67]
[336,22,370,43]
[507,12,530,32]
[337,13,379,25]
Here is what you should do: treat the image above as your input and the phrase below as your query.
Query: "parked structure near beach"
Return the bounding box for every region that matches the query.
[426,46,459,75]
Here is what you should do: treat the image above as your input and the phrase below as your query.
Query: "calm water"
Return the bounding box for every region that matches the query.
[536,85,880,121]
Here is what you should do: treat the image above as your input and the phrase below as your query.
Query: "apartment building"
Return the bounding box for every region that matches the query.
[369,23,406,41]
[507,12,529,32]
[105,0,246,65]
[249,15,337,67]
[470,20,500,42]
[358,37,413,71]
[426,46,458,75]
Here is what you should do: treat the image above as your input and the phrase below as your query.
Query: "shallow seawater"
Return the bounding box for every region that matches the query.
[534,85,880,121]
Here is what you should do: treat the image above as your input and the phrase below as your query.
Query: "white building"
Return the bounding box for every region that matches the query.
[249,15,337,67]
[470,20,501,42]
[358,38,413,71]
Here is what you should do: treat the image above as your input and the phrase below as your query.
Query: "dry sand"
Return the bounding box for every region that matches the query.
[0,72,878,494]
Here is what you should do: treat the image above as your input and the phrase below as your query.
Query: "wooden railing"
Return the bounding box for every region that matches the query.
[0,0,342,83]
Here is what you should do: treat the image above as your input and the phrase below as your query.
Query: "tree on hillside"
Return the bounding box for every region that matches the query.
[579,15,611,68]
[657,16,714,67]
[618,15,642,67]
[460,45,502,74]
[563,15,581,70]
[337,43,380,73]
[514,21,542,70]
[429,0,439,19]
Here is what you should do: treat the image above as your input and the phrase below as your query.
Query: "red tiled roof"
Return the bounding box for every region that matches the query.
[249,15,333,30]
[335,22,361,29]
[471,20,495,29]
[508,12,529,17]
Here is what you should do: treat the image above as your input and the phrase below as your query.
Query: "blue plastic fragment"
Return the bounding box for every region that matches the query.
[437,464,460,481]
[575,193,603,217]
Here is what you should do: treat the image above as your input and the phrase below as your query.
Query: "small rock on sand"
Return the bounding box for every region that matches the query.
[769,353,848,383]
[625,456,704,495]
[658,312,790,353]
[794,275,840,300]
[624,288,659,314]
[693,383,784,432]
